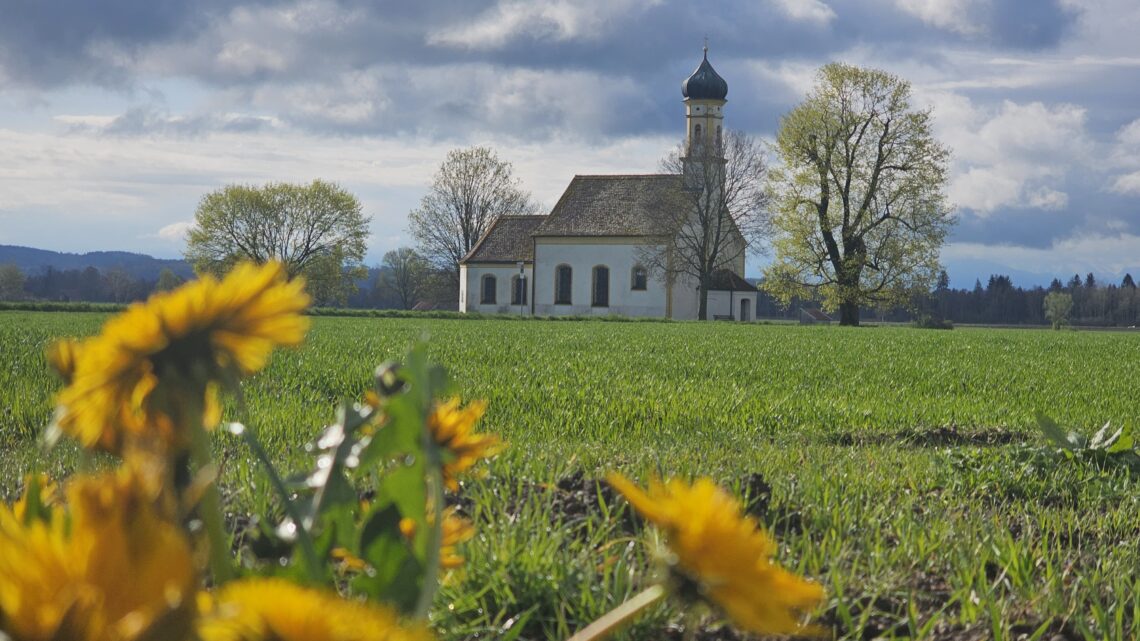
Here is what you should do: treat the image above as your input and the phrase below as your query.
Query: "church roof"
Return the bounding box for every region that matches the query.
[708,269,758,292]
[460,215,546,264]
[681,49,728,101]
[533,174,684,238]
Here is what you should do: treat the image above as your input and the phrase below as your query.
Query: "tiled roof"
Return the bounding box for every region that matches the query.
[460,215,546,264]
[533,175,685,237]
[708,268,758,292]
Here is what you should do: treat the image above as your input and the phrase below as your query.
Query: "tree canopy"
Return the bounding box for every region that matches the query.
[184,180,369,305]
[763,63,955,326]
[408,147,539,287]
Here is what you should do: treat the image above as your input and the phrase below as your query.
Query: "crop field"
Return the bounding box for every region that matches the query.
[2,311,1139,640]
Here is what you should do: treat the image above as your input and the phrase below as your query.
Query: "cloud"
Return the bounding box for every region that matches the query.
[944,233,1140,278]
[770,0,836,25]
[896,0,981,35]
[923,93,1090,215]
[57,106,280,137]
[157,221,193,241]
[428,0,661,49]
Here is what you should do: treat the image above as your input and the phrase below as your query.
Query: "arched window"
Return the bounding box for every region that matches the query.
[631,265,647,291]
[716,125,722,146]
[693,123,702,141]
[592,265,610,307]
[555,265,572,305]
[480,274,496,304]
[511,275,527,305]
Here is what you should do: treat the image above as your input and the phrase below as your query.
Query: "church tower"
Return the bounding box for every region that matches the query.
[681,45,728,159]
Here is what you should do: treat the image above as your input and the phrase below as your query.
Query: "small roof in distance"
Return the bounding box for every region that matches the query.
[461,215,546,264]
[708,268,758,292]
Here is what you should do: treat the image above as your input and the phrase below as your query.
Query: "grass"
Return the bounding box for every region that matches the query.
[1,311,1138,640]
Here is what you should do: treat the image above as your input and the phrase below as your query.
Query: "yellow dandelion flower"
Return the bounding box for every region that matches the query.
[607,474,824,637]
[198,579,434,641]
[54,261,309,453]
[0,467,196,641]
[439,508,475,570]
[45,339,83,384]
[426,398,501,491]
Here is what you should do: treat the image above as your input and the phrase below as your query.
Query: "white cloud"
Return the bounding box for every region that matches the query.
[895,0,981,35]
[919,93,1089,215]
[429,0,660,49]
[1109,171,1140,195]
[770,0,836,25]
[944,233,1140,277]
[157,221,193,241]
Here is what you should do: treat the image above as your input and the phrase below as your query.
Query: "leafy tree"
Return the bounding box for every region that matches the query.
[155,268,184,292]
[1044,291,1073,329]
[763,63,954,325]
[644,130,768,320]
[408,147,539,289]
[381,247,430,310]
[0,263,26,300]
[184,180,369,305]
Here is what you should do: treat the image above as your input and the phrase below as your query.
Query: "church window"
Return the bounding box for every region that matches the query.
[592,265,610,307]
[511,275,527,305]
[480,274,497,304]
[555,265,572,304]
[631,265,647,291]
[694,123,702,141]
[716,125,722,146]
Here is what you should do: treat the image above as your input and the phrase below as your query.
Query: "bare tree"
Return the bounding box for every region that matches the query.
[643,129,768,320]
[381,247,430,310]
[408,147,539,288]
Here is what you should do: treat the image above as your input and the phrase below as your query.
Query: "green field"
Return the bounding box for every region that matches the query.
[2,311,1139,640]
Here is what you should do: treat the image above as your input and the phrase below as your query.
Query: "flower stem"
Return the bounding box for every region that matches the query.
[566,584,667,641]
[189,414,235,585]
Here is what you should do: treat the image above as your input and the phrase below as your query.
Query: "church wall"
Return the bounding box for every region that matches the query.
[460,263,533,314]
[533,238,667,317]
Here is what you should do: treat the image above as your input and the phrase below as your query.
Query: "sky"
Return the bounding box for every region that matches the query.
[1,0,1139,288]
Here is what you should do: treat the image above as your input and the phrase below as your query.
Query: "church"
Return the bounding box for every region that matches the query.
[458,49,758,321]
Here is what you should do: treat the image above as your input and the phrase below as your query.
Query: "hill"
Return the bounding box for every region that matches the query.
[0,245,195,281]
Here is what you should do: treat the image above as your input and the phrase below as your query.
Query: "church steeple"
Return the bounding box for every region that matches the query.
[682,46,727,157]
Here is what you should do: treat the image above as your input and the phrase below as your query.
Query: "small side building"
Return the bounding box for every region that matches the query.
[459,215,545,314]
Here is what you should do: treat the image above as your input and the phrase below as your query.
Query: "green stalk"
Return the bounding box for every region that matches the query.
[566,584,667,641]
[413,440,445,620]
[232,422,323,583]
[188,395,235,585]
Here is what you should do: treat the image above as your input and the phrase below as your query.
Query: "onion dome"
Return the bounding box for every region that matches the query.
[681,46,728,100]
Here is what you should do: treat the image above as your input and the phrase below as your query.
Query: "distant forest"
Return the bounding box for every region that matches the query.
[756,271,1140,327]
[1,257,1137,327]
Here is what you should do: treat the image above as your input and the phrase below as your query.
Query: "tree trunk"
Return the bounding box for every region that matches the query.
[698,276,709,321]
[839,300,860,326]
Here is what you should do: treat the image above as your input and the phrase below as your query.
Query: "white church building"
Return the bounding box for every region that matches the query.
[459,50,758,321]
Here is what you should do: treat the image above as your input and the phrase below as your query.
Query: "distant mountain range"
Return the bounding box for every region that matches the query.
[0,245,195,281]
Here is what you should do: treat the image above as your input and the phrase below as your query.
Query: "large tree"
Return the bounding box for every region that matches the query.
[184,180,369,305]
[408,147,539,288]
[763,63,954,326]
[644,130,768,320]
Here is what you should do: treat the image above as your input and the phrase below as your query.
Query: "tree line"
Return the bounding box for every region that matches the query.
[924,272,1139,327]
